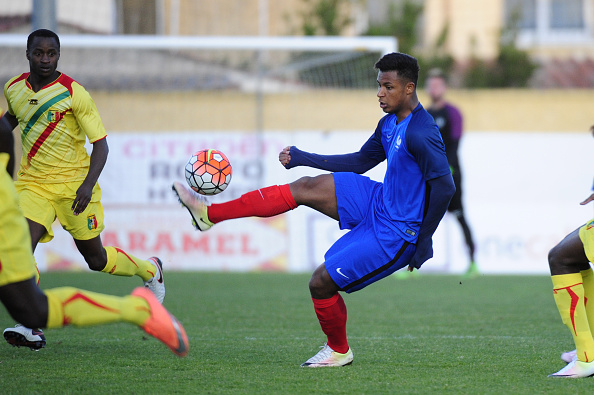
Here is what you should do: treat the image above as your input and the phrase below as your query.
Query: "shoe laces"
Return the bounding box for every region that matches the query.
[307,344,334,363]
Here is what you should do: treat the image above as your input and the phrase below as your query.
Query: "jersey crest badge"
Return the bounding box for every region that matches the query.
[47,110,63,123]
[29,99,38,105]
[87,214,98,231]
[394,134,402,152]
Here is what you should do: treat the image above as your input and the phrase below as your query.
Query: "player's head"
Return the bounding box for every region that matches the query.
[375,52,419,88]
[27,29,60,52]
[374,53,419,114]
[26,29,60,79]
[425,68,448,103]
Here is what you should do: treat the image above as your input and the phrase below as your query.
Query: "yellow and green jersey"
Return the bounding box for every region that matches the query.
[4,72,107,183]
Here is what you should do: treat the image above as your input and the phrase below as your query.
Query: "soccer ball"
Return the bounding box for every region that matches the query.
[185,149,232,195]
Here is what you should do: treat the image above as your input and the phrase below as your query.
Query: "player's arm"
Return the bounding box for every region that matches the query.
[581,194,594,205]
[72,137,108,215]
[279,121,387,173]
[408,173,455,270]
[406,124,455,271]
[0,112,19,175]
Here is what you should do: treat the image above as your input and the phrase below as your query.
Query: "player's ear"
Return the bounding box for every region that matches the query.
[406,82,415,94]
[25,49,30,61]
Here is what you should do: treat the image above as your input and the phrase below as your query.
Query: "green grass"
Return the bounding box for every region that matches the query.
[0,272,591,394]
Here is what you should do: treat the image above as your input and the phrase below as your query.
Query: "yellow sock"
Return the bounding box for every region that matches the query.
[552,273,594,362]
[101,246,156,281]
[45,287,150,328]
[581,268,594,334]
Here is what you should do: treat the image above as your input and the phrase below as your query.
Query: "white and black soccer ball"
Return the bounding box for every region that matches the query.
[185,149,232,195]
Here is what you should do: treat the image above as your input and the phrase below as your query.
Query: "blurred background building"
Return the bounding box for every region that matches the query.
[1,0,593,88]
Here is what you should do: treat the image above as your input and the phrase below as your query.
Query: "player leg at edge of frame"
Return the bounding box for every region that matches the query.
[3,249,167,350]
[548,222,594,378]
[3,284,189,357]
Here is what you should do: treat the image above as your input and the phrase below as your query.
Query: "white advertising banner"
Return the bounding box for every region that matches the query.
[35,131,593,275]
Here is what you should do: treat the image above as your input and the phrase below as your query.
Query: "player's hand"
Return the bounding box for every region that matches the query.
[408,237,433,271]
[580,193,594,205]
[72,182,93,215]
[279,146,291,168]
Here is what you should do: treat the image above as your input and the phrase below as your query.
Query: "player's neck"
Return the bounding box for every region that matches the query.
[395,96,419,123]
[28,71,60,92]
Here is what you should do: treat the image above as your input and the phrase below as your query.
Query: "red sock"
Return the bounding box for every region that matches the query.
[312,293,349,354]
[208,184,297,224]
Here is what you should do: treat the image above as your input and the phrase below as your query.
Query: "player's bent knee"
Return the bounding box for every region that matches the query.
[308,265,339,299]
[85,255,107,271]
[548,244,579,274]
[291,176,317,194]
[548,246,562,271]
[290,175,333,205]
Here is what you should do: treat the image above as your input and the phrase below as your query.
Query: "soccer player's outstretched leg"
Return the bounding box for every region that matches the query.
[173,53,455,366]
[0,29,166,347]
[0,148,188,355]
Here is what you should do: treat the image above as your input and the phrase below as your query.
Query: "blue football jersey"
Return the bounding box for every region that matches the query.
[361,104,450,242]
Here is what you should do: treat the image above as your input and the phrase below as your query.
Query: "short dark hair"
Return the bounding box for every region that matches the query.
[375,52,419,87]
[27,29,60,51]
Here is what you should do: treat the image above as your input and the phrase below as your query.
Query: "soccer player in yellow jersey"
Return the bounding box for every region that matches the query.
[548,125,594,378]
[0,116,188,356]
[0,29,164,349]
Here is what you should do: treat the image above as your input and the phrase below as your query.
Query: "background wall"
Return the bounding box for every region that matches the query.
[5,89,587,133]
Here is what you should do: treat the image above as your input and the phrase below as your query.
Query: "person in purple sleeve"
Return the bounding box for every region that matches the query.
[425,68,478,278]
[172,53,455,367]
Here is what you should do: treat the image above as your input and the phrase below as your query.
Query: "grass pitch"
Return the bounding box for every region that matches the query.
[0,271,591,394]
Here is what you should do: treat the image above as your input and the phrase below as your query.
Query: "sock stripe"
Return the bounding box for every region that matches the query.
[114,247,139,268]
[63,292,120,314]
[555,283,584,336]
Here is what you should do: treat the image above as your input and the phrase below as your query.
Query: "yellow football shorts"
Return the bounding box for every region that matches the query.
[579,218,594,263]
[0,153,37,286]
[14,179,105,243]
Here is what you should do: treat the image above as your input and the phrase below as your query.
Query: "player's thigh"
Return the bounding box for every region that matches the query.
[15,182,58,243]
[56,197,105,241]
[333,172,380,229]
[290,174,338,219]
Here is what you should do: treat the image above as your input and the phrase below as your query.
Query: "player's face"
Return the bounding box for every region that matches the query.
[377,70,412,114]
[26,37,60,80]
[426,76,446,102]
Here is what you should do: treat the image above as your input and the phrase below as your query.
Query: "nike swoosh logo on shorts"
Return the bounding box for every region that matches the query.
[336,268,349,279]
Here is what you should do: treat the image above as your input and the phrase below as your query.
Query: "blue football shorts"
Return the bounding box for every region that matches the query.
[325,172,416,293]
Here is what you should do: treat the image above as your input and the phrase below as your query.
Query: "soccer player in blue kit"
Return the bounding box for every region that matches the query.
[173,52,455,367]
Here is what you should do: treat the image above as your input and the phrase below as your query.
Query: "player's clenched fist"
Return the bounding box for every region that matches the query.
[279,146,291,167]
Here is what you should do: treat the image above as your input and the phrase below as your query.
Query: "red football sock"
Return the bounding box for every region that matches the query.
[208,184,297,224]
[312,293,349,354]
